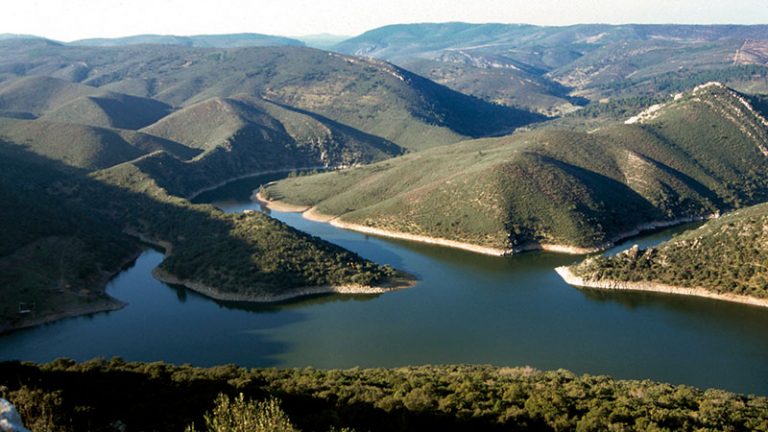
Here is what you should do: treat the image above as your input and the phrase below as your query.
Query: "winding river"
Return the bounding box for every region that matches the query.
[2,174,768,395]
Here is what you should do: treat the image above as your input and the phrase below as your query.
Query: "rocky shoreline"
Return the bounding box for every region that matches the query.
[153,267,415,303]
[555,266,768,308]
[255,192,713,257]
[0,247,143,334]
[127,225,415,303]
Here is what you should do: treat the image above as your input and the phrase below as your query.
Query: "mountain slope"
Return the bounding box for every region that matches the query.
[137,95,404,196]
[262,83,768,254]
[0,118,197,169]
[562,201,768,303]
[0,76,101,116]
[0,141,405,332]
[40,92,172,129]
[0,42,543,151]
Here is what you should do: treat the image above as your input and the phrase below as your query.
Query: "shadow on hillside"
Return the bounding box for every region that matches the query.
[0,143,394,344]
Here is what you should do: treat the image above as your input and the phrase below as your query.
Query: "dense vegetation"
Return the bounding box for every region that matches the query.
[0,141,399,331]
[0,143,140,331]
[264,83,768,252]
[3,359,768,432]
[569,201,768,298]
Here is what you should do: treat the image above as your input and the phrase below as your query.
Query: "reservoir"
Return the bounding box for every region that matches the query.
[2,174,768,395]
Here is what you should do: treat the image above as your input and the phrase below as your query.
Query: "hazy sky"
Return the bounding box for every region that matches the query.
[4,0,768,41]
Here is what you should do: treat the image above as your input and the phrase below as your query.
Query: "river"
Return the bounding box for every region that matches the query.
[2,174,767,395]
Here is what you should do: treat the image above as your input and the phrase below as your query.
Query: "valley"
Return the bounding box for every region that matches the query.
[1,20,768,430]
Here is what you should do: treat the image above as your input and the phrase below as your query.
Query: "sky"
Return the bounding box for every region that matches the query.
[3,0,767,41]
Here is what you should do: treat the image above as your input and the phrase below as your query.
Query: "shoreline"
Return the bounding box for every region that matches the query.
[0,247,144,334]
[255,193,712,257]
[555,266,768,308]
[0,299,126,335]
[126,226,415,303]
[153,267,415,303]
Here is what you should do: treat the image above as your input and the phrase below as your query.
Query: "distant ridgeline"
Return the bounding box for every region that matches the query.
[263,83,768,255]
[334,23,768,116]
[3,359,768,432]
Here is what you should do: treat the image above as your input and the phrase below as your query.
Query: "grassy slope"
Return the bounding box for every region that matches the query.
[0,42,542,151]
[39,92,173,129]
[264,84,768,252]
[0,118,198,170]
[3,359,768,432]
[0,75,101,115]
[569,201,768,299]
[137,95,404,197]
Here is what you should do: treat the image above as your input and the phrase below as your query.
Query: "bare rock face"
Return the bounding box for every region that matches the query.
[0,399,30,432]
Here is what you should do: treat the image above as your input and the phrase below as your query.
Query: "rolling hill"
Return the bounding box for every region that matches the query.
[0,118,197,170]
[261,82,768,254]
[135,95,404,196]
[0,40,543,199]
[0,41,542,152]
[333,23,768,113]
[40,92,173,129]
[561,200,768,304]
[0,141,405,332]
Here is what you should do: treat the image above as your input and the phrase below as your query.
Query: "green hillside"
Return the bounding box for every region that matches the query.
[0,142,403,332]
[566,201,768,300]
[0,143,141,331]
[40,92,173,129]
[0,76,101,115]
[4,360,768,432]
[0,41,541,151]
[263,83,768,253]
[0,118,197,170]
[136,95,403,197]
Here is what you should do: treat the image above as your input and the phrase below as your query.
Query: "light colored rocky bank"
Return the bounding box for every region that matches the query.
[255,193,714,257]
[555,266,768,308]
[153,268,414,303]
[128,219,415,303]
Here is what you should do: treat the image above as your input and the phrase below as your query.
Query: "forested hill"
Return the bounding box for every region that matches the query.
[0,141,402,332]
[565,201,768,301]
[0,41,541,153]
[263,83,768,254]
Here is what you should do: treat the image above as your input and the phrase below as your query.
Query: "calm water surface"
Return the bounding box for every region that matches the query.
[2,174,768,395]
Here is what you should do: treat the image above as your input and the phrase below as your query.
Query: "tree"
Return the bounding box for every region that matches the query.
[186,393,296,432]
